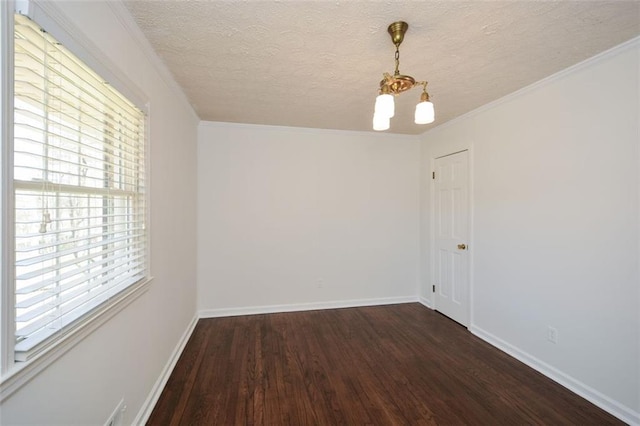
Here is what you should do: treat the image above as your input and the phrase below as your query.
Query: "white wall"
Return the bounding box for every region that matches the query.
[1,1,198,424]
[198,123,420,313]
[420,40,639,421]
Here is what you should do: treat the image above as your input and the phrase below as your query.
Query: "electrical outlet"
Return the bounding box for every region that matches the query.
[104,399,126,426]
[316,278,324,289]
[547,326,558,344]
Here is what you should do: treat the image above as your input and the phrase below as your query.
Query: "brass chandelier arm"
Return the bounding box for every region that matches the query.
[379,73,428,95]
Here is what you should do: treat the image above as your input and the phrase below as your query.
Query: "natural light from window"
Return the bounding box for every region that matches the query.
[11,13,147,362]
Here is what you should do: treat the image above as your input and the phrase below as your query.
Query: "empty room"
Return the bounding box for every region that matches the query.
[0,0,638,425]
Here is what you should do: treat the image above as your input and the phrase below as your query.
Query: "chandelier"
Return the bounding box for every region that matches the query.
[373,21,435,131]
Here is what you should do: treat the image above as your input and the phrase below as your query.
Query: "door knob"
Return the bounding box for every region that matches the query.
[457,243,467,250]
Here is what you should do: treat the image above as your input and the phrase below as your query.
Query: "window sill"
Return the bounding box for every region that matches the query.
[0,276,152,402]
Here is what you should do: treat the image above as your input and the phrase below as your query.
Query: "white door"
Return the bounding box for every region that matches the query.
[433,150,470,326]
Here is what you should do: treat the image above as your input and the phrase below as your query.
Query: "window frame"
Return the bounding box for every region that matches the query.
[0,0,152,401]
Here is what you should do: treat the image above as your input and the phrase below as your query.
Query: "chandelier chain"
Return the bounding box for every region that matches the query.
[394,45,400,76]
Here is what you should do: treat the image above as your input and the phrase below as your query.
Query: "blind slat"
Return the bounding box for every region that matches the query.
[15,230,145,267]
[15,178,144,197]
[16,253,146,309]
[16,223,144,246]
[16,249,147,295]
[14,102,144,153]
[14,130,145,172]
[16,254,146,312]
[17,263,143,321]
[14,83,143,140]
[14,26,141,116]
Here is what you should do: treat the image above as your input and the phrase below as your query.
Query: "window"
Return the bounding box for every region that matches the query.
[10,13,147,363]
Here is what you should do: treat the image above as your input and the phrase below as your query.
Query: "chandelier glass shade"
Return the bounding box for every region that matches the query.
[373,21,435,131]
[414,90,435,124]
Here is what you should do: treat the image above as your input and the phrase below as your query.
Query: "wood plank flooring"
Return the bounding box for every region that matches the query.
[148,303,623,425]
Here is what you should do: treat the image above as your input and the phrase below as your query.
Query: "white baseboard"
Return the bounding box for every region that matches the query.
[418,296,434,309]
[133,314,199,425]
[198,295,418,318]
[470,325,640,426]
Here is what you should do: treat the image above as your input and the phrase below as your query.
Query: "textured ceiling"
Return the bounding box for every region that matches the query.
[124,1,640,135]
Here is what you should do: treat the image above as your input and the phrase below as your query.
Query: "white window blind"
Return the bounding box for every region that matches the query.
[13,13,147,361]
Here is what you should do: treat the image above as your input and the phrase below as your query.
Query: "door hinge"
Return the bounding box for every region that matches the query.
[432,284,435,293]
[432,171,435,179]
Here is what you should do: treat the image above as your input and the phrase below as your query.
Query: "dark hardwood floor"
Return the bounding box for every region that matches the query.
[148,303,623,425]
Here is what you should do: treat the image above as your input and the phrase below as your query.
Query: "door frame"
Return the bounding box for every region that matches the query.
[429,147,474,328]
